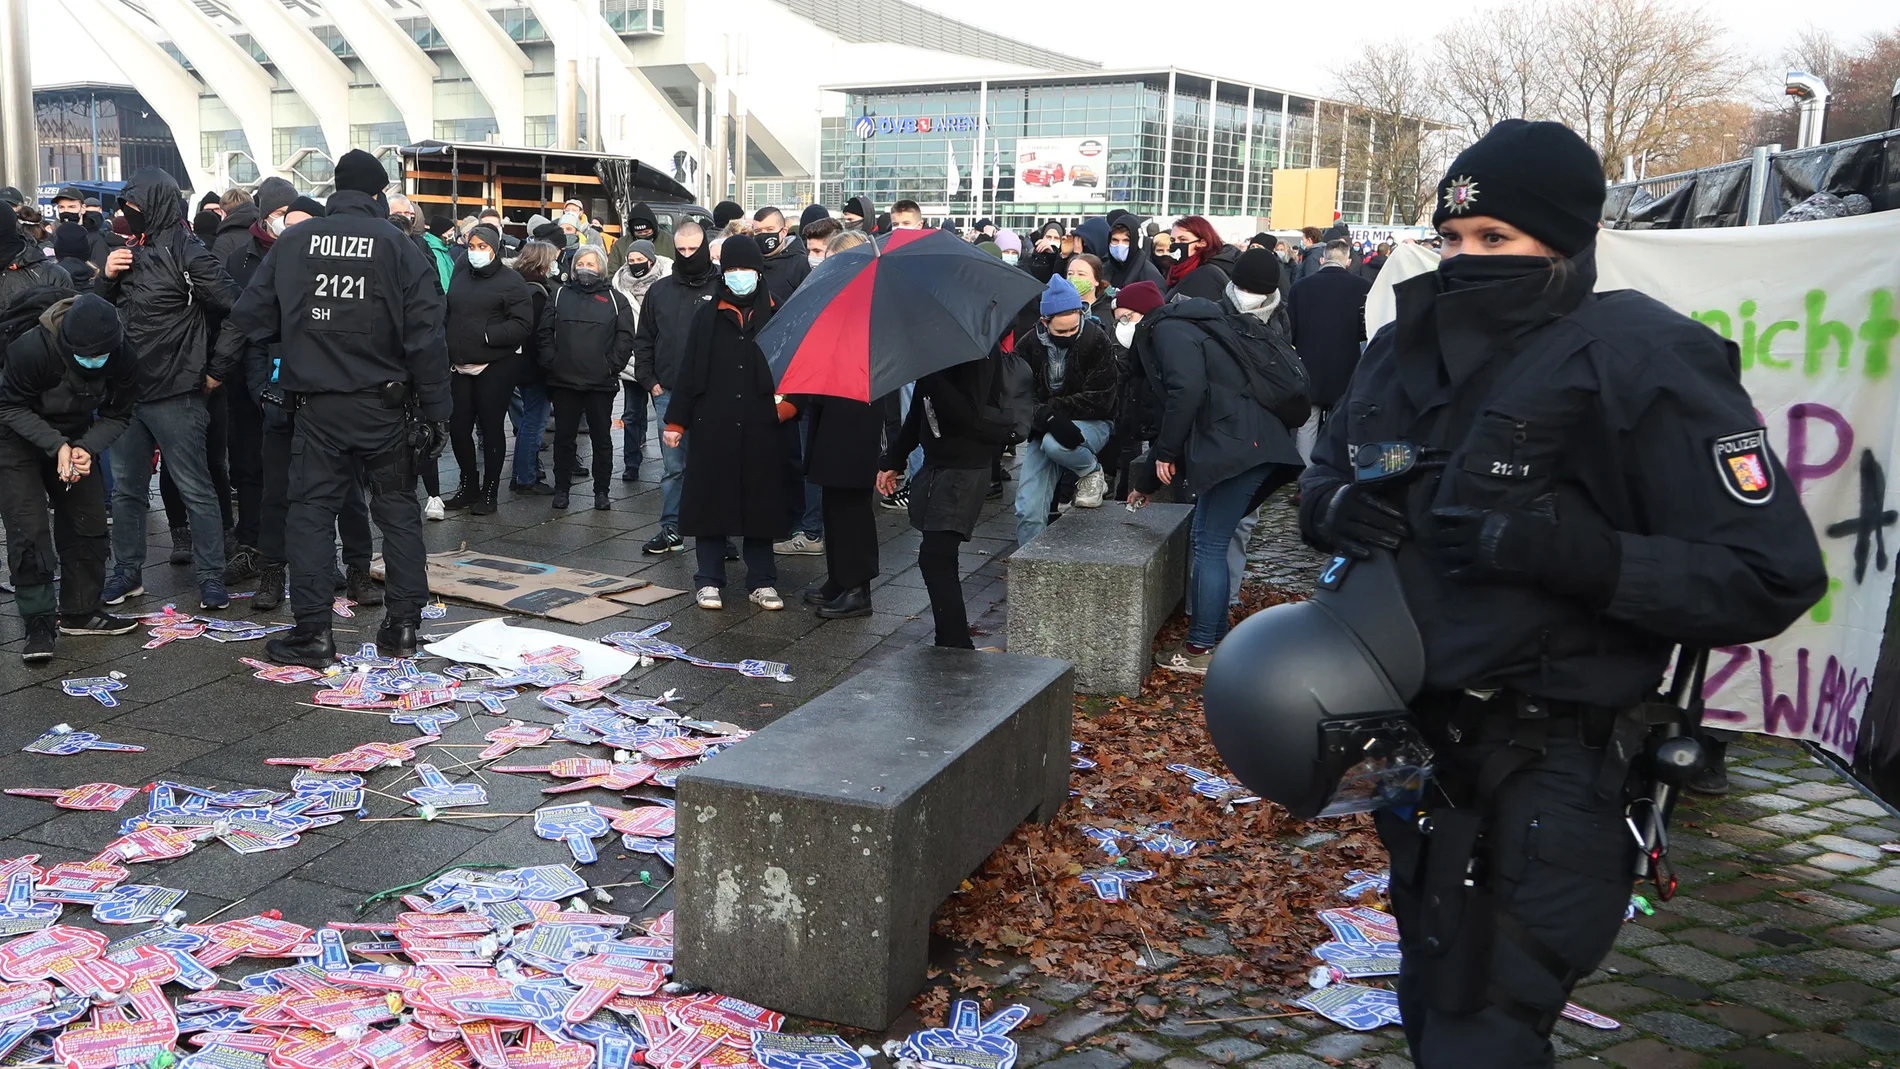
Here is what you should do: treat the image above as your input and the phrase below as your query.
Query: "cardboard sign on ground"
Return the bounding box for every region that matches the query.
[374,553,682,622]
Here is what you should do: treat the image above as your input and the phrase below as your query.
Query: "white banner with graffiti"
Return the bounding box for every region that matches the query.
[1366,212,1900,759]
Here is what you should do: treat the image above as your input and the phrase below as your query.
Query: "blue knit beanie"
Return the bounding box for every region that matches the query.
[1040,274,1085,316]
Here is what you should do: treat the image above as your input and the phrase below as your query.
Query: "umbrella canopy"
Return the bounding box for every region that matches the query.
[760,228,1045,402]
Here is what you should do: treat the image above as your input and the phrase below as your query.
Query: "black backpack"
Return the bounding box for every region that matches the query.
[1199,311,1312,429]
[0,286,71,351]
[982,340,1036,445]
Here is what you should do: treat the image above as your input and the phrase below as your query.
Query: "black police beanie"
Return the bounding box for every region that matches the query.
[333,149,390,196]
[288,196,326,219]
[719,233,764,273]
[1433,119,1605,256]
[61,293,122,357]
[712,201,744,228]
[1231,248,1281,295]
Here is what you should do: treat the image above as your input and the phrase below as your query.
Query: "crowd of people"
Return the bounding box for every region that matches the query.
[0,162,1378,667]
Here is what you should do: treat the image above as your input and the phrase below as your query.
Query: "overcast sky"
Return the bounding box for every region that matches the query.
[34,0,1900,107]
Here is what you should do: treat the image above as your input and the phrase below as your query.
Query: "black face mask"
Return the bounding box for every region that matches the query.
[57,211,80,225]
[83,211,102,228]
[1170,245,1188,262]
[632,226,655,240]
[759,233,780,255]
[1436,253,1556,290]
[120,205,146,234]
[1042,327,1077,350]
[628,261,651,278]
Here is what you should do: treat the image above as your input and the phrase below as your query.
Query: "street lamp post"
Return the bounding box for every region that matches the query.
[0,0,39,194]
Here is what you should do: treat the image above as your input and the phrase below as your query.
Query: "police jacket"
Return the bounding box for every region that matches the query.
[1145,298,1302,488]
[1017,318,1120,424]
[220,190,450,421]
[0,296,136,456]
[1299,245,1827,708]
[535,274,634,392]
[443,256,533,368]
[632,258,720,393]
[93,168,240,402]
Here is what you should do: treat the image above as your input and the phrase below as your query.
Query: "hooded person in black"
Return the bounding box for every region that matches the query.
[662,234,787,607]
[632,220,718,551]
[96,166,240,610]
[1104,213,1163,289]
[841,196,870,231]
[0,293,140,660]
[0,205,74,311]
[52,224,95,289]
[751,205,810,304]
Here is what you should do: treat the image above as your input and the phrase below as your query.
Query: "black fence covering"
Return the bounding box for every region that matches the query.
[1602,129,1900,229]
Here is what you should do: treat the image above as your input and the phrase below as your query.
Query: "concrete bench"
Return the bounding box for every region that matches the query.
[1008,503,1194,695]
[673,646,1074,1029]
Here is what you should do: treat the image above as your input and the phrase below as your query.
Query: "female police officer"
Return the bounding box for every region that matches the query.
[1294,121,1827,1066]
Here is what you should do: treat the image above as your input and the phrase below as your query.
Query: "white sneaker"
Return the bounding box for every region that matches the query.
[696,586,723,610]
[772,532,825,555]
[423,496,446,521]
[749,587,784,611]
[1074,468,1108,508]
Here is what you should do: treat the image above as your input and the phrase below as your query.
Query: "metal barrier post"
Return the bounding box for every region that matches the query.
[1744,145,1775,226]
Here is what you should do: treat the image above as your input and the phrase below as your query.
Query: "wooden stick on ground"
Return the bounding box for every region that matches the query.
[1183,1011,1315,1026]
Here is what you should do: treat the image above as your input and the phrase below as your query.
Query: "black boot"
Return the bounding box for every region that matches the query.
[252,562,287,611]
[266,624,337,669]
[553,487,570,510]
[375,617,419,658]
[443,480,477,511]
[471,480,499,516]
[22,616,56,663]
[168,526,192,566]
[593,492,610,511]
[803,578,839,606]
[346,565,384,607]
[816,585,874,619]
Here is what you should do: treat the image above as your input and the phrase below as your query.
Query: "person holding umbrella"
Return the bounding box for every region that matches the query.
[661,235,789,611]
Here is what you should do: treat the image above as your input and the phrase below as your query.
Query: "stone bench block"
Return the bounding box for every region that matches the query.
[673,646,1074,1029]
[1008,502,1193,695]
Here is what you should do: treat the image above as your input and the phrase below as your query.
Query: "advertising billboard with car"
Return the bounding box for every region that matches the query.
[1013,136,1109,203]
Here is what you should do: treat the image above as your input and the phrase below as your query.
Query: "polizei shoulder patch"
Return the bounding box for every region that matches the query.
[1712,429,1774,505]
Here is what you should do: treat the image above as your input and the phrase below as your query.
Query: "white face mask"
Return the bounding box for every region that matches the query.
[1114,320,1137,348]
[1001,252,1019,266]
[267,213,286,237]
[808,253,825,269]
[467,248,494,269]
[1225,281,1269,312]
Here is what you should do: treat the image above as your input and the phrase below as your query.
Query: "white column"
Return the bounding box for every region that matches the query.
[410,0,530,144]
[53,0,213,190]
[973,78,987,221]
[140,0,281,177]
[1239,86,1254,217]
[1160,69,1176,218]
[226,0,353,161]
[323,0,439,144]
[1201,78,1217,215]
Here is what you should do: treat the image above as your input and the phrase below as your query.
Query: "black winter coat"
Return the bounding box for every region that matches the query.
[85,223,123,271]
[1145,298,1301,487]
[1104,247,1163,289]
[667,296,785,537]
[536,276,634,392]
[0,244,74,311]
[0,296,137,458]
[211,205,258,266]
[799,395,882,489]
[444,258,533,370]
[54,255,94,290]
[1017,318,1120,424]
[632,266,720,392]
[758,236,811,304]
[1286,265,1372,409]
[1300,246,1826,708]
[94,167,240,402]
[886,353,1012,471]
[1165,245,1237,303]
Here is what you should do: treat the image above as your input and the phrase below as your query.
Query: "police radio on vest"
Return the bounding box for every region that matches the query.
[308,234,376,259]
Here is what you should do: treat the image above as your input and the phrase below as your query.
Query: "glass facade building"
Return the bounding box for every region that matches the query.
[821,70,1411,231]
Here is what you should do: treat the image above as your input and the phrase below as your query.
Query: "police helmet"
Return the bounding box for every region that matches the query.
[1202,550,1433,819]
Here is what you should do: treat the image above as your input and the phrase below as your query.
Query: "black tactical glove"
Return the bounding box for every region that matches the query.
[1429,493,1619,606]
[1030,404,1054,439]
[1303,482,1410,560]
[1046,416,1085,450]
[421,420,451,460]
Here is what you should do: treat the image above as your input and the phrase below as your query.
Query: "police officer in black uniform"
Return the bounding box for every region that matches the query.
[1293,122,1827,1067]
[223,150,450,667]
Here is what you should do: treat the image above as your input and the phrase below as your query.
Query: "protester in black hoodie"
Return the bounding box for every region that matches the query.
[632,221,719,553]
[97,166,240,610]
[537,245,634,511]
[443,223,534,516]
[1104,213,1163,290]
[0,205,73,310]
[841,196,870,231]
[0,293,140,661]
[211,191,259,265]
[752,206,810,303]
[51,223,94,289]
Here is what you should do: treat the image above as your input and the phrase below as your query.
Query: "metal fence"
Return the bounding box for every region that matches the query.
[1602,128,1900,229]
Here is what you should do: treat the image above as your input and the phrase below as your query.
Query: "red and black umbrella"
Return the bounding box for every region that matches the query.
[761,228,1045,402]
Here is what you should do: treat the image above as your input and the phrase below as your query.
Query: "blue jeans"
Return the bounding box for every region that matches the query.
[621,381,649,474]
[109,392,227,582]
[510,383,549,485]
[1014,419,1112,546]
[1188,463,1273,649]
[655,389,686,530]
[896,384,924,482]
